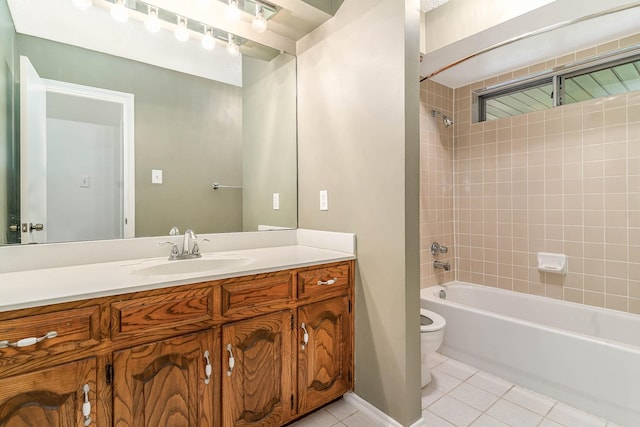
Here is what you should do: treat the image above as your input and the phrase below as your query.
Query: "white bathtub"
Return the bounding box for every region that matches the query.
[420,282,640,427]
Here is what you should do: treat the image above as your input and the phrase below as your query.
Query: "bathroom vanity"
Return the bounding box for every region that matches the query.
[0,232,355,427]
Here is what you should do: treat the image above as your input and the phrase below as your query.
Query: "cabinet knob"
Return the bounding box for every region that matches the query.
[204,351,212,384]
[82,384,92,426]
[0,331,57,349]
[226,344,235,377]
[301,323,309,350]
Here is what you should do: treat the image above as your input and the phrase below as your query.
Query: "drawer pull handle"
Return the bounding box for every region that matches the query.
[301,323,309,350]
[204,351,212,384]
[226,344,235,377]
[317,277,338,286]
[82,384,92,426]
[0,331,58,349]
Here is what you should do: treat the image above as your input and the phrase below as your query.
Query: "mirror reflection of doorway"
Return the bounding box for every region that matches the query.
[20,56,134,244]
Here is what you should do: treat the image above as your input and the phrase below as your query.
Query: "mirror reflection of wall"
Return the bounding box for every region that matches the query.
[0,0,298,245]
[242,54,297,232]
[18,35,244,239]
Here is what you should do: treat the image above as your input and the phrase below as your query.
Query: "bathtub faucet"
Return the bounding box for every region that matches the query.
[433,260,451,271]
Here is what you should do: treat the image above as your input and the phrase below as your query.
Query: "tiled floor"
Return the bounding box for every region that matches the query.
[290,353,619,427]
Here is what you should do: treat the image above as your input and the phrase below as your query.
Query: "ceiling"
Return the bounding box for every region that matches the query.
[421,0,640,88]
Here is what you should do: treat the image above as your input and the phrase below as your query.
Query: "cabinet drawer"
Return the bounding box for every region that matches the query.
[297,263,350,300]
[111,287,214,338]
[221,274,293,317]
[0,306,100,369]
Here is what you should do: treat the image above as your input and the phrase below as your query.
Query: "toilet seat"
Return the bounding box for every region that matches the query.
[420,309,446,332]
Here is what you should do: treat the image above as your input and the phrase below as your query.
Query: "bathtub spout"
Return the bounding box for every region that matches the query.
[433,260,450,271]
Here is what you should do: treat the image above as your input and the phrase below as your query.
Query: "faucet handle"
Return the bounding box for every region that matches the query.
[430,241,449,256]
[192,238,210,256]
[159,241,180,260]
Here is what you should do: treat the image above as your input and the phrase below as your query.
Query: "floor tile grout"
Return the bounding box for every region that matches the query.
[291,352,615,427]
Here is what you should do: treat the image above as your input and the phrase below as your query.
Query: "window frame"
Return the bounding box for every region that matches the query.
[473,46,640,123]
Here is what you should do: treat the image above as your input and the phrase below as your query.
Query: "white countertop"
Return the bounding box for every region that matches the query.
[0,229,356,312]
[0,245,354,312]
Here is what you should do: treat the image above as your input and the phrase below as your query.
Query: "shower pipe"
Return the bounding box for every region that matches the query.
[420,1,640,82]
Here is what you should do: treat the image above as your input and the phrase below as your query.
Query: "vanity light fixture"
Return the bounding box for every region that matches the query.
[110,0,129,22]
[201,26,215,50]
[72,0,92,11]
[226,0,241,22]
[226,34,240,57]
[144,6,161,33]
[175,16,190,42]
[88,0,252,55]
[252,3,267,33]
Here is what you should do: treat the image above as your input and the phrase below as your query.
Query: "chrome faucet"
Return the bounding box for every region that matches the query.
[159,229,209,260]
[430,241,449,256]
[182,229,196,256]
[433,260,451,271]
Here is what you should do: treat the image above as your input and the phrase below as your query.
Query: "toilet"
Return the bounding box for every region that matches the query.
[420,308,446,388]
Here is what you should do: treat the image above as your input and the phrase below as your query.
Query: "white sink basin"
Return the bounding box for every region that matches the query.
[131,256,252,276]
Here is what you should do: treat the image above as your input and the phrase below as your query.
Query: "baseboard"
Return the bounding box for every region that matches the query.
[342,392,425,427]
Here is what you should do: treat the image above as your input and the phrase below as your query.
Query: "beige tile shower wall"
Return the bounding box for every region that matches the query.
[420,79,455,287]
[454,35,640,314]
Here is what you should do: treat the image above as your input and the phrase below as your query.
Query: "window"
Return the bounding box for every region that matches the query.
[483,79,553,121]
[475,50,640,122]
[562,58,640,105]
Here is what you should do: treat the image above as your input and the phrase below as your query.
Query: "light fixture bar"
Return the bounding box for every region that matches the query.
[215,0,278,20]
[99,0,249,49]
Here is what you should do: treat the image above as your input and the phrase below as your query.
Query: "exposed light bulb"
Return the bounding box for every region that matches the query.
[72,0,92,11]
[201,26,215,50]
[226,0,241,22]
[226,34,240,57]
[175,16,189,42]
[145,6,161,33]
[110,0,128,23]
[252,4,267,33]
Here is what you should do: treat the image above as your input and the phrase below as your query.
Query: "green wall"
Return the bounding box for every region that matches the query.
[16,35,243,237]
[242,54,297,231]
[297,0,421,424]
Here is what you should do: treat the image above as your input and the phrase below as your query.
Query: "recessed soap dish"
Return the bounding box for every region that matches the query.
[537,252,567,275]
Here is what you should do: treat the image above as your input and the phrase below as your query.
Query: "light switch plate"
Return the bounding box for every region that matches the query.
[320,190,328,211]
[152,169,163,184]
[80,175,90,188]
[273,193,280,210]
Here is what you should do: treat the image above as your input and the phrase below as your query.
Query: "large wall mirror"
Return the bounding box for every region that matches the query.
[0,0,297,246]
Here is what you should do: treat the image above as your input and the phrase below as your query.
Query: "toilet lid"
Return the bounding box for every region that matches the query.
[420,315,433,326]
[420,308,445,332]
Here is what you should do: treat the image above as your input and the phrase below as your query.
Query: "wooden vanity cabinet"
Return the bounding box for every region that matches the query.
[112,330,218,427]
[0,260,354,427]
[0,357,97,427]
[221,310,293,427]
[296,296,352,415]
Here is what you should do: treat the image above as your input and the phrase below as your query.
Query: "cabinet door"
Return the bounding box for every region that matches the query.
[113,330,217,427]
[297,296,352,414]
[222,311,293,427]
[0,358,96,427]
